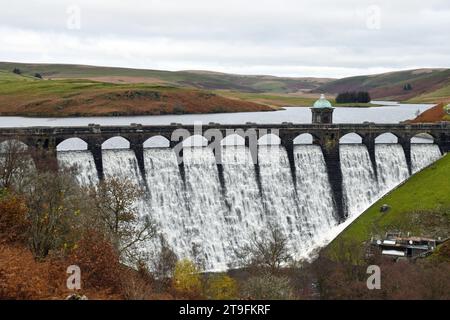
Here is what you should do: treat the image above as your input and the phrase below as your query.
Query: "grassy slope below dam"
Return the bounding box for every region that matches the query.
[325,154,450,259]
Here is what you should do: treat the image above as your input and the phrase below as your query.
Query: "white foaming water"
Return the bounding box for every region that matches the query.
[293,145,339,254]
[143,148,191,262]
[182,147,229,271]
[55,143,443,271]
[340,144,379,217]
[102,149,152,226]
[258,145,333,259]
[57,151,99,186]
[375,144,410,196]
[102,149,143,183]
[221,146,266,265]
[411,144,442,174]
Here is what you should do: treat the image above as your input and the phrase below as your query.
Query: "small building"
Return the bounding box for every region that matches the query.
[368,232,446,260]
[311,94,334,124]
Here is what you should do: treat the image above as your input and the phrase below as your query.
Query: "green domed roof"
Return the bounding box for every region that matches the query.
[313,94,333,109]
[445,104,450,115]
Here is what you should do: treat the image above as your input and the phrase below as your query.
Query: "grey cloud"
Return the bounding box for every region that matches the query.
[0,0,449,77]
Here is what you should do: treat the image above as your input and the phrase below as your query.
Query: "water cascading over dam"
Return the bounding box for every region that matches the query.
[56,142,442,271]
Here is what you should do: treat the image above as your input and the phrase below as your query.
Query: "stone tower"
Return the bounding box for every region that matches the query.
[311,94,334,124]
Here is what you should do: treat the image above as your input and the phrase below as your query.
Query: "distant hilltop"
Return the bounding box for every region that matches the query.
[1,61,450,117]
[1,62,449,102]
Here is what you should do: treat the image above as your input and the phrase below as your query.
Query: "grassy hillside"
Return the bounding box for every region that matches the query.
[408,82,450,104]
[2,62,450,116]
[326,154,450,258]
[316,68,450,102]
[0,62,331,94]
[0,71,273,117]
[217,90,378,108]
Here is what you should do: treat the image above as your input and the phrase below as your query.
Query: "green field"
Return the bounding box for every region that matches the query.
[316,68,450,102]
[216,90,379,108]
[407,82,450,104]
[0,62,330,94]
[326,154,450,259]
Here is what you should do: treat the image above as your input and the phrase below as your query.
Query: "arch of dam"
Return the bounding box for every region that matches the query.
[1,122,449,220]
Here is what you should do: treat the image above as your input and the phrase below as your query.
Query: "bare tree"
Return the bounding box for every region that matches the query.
[150,235,178,290]
[241,273,294,300]
[26,168,83,259]
[88,177,158,264]
[0,139,33,190]
[233,224,292,274]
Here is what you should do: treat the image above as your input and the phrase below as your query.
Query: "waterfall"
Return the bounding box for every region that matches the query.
[339,143,441,227]
[54,141,442,271]
[102,149,143,183]
[411,144,442,174]
[293,145,339,252]
[57,151,98,186]
[143,148,192,263]
[375,144,410,196]
[101,149,153,232]
[257,145,338,260]
[221,146,266,264]
[340,144,379,217]
[182,147,229,271]
[258,146,303,253]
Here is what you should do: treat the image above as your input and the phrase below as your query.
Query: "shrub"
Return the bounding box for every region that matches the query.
[26,170,83,259]
[205,274,237,300]
[0,245,51,299]
[68,230,122,292]
[12,68,21,75]
[173,104,185,114]
[172,259,202,298]
[120,266,153,300]
[0,191,29,244]
[241,273,294,300]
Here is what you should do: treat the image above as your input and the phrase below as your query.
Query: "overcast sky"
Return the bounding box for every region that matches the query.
[0,0,449,78]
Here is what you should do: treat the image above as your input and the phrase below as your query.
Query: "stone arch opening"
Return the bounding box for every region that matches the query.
[57,138,88,151]
[144,136,170,148]
[102,136,130,149]
[375,132,399,144]
[258,134,281,145]
[294,133,314,145]
[183,135,208,147]
[221,134,245,146]
[340,133,363,144]
[411,133,435,144]
[0,139,29,153]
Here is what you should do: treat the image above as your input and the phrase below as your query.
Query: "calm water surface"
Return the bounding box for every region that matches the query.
[0,101,434,128]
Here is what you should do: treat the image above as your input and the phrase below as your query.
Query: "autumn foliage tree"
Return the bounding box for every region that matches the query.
[204,274,237,300]
[172,259,202,298]
[25,169,84,260]
[87,177,158,264]
[0,190,29,244]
